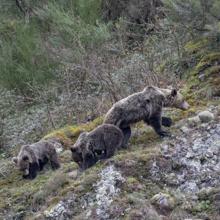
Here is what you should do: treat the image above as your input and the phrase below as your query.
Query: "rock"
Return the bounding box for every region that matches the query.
[32,214,45,220]
[174,119,187,129]
[187,116,201,128]
[184,219,203,220]
[205,150,214,158]
[197,187,214,200]
[212,192,220,208]
[188,160,201,171]
[198,73,205,81]
[209,143,220,155]
[179,181,199,195]
[44,201,67,219]
[185,151,195,159]
[180,126,191,134]
[216,105,220,116]
[214,162,220,171]
[192,141,201,152]
[169,208,192,220]
[67,170,78,179]
[166,173,182,186]
[161,144,169,154]
[151,193,176,210]
[127,205,162,220]
[198,111,214,123]
[88,165,125,220]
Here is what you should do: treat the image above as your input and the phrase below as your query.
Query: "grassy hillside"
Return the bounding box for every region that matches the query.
[1,96,220,219]
[0,0,220,219]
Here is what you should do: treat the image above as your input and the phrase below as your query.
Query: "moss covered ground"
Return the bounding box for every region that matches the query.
[0,104,203,219]
[0,58,219,219]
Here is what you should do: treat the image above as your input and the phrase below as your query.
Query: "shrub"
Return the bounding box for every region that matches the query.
[0,22,56,96]
[0,0,110,97]
[35,1,110,53]
[73,0,102,24]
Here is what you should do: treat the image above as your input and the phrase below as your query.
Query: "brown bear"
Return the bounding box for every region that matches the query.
[104,86,189,146]
[12,140,60,179]
[70,124,124,170]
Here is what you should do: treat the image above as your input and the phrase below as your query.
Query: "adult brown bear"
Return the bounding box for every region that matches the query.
[104,86,189,146]
[13,140,60,179]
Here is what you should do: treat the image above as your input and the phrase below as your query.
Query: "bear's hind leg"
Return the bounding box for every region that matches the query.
[50,152,60,170]
[161,116,172,127]
[121,126,131,148]
[39,157,48,171]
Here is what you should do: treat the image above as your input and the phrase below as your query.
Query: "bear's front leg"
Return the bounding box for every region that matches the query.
[161,116,173,127]
[50,153,60,170]
[120,126,131,148]
[148,115,171,137]
[28,162,39,179]
[82,153,96,170]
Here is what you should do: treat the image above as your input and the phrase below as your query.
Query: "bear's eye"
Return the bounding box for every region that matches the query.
[22,156,29,161]
[94,150,102,155]
[94,150,105,157]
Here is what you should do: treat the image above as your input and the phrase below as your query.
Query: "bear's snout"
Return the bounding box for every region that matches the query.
[181,101,190,110]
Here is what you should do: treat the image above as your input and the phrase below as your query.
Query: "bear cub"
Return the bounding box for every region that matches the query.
[70,124,124,170]
[13,140,60,179]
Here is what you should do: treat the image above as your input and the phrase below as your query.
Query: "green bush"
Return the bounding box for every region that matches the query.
[0,0,109,96]
[35,1,110,52]
[146,0,220,78]
[73,0,102,24]
[163,0,220,40]
[0,23,56,96]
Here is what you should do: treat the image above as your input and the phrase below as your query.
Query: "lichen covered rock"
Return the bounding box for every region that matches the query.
[198,111,214,123]
[151,192,176,211]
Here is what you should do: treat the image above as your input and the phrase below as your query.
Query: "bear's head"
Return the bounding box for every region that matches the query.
[70,145,83,168]
[12,154,30,177]
[163,88,190,110]
[70,132,91,168]
[70,132,100,169]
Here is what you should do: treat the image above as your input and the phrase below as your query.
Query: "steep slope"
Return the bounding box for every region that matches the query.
[1,94,220,219]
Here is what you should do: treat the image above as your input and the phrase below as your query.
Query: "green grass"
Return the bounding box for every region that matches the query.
[1,96,218,219]
[44,117,103,148]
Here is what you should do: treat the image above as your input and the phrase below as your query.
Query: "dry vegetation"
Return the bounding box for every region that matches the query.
[0,0,220,219]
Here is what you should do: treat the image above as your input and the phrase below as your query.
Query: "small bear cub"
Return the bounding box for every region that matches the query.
[70,124,124,170]
[13,140,60,179]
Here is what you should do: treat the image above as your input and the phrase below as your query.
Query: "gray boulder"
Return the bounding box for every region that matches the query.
[198,111,214,123]
[187,116,200,128]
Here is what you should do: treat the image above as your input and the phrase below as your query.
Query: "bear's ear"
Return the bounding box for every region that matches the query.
[171,89,177,97]
[70,147,77,153]
[12,157,18,164]
[22,155,29,161]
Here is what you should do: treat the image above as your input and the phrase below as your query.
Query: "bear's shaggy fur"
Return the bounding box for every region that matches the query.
[13,140,60,179]
[70,124,124,170]
[104,86,189,146]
